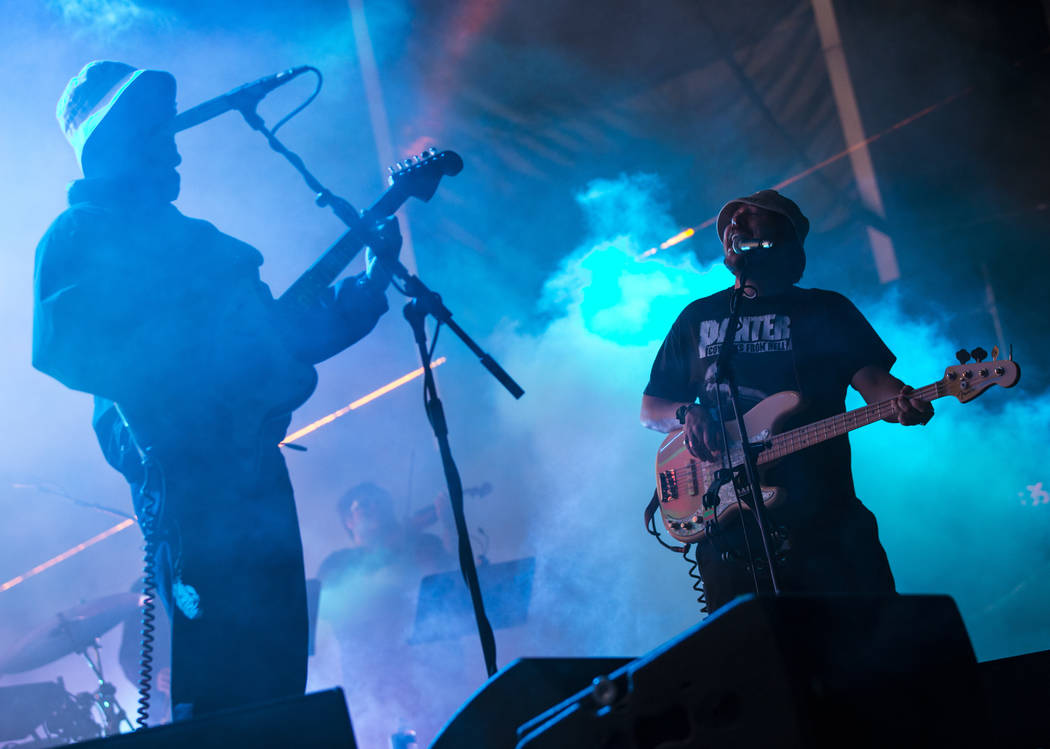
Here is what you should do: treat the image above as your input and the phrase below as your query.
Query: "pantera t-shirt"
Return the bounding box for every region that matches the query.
[645,286,894,526]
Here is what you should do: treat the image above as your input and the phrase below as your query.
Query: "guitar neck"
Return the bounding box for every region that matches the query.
[757,381,944,465]
[277,187,408,310]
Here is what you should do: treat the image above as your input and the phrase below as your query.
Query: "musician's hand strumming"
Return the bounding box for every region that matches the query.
[682,404,724,462]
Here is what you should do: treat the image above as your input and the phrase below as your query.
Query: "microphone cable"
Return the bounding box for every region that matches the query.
[269,67,322,135]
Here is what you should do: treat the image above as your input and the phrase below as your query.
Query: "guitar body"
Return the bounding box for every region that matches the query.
[655,391,803,544]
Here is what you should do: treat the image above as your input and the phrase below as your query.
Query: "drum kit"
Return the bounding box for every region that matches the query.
[0,593,141,747]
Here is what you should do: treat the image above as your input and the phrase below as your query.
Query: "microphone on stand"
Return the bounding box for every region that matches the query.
[732,236,774,254]
[170,66,313,133]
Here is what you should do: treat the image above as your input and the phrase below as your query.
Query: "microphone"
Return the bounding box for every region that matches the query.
[170,66,312,133]
[731,237,774,254]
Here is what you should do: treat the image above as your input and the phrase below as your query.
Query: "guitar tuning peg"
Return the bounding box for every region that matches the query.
[955,349,971,364]
[991,345,999,361]
[387,166,394,175]
[427,146,437,156]
[971,346,988,363]
[419,151,428,160]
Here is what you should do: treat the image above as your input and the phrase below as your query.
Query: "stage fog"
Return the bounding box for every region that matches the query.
[1,2,1047,747]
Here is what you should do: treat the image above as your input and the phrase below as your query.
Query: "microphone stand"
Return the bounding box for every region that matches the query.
[238,108,370,235]
[235,104,524,678]
[378,257,523,680]
[710,280,781,595]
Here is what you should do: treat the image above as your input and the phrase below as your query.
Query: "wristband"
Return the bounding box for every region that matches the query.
[675,403,698,425]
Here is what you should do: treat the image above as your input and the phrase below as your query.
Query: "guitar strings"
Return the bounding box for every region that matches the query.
[662,381,945,482]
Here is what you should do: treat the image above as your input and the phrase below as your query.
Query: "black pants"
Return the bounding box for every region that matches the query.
[137,447,308,718]
[696,499,896,613]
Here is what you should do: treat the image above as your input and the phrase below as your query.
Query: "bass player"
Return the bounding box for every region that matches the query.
[640,189,933,612]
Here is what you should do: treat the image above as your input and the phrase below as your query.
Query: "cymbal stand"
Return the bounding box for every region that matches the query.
[60,614,133,735]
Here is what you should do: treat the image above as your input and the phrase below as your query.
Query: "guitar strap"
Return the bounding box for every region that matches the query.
[644,490,689,554]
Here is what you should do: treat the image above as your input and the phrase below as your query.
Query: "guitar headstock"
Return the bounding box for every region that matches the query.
[942,346,1020,402]
[387,148,464,202]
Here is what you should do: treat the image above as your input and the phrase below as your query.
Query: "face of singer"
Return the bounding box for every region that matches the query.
[82,82,181,191]
[721,204,799,281]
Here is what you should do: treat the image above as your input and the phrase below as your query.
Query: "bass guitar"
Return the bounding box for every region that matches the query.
[653,348,1020,544]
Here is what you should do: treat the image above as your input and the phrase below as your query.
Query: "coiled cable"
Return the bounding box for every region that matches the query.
[111,404,166,731]
[135,462,161,731]
[682,545,709,616]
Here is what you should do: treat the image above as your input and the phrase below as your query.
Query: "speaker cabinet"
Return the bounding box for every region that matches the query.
[71,688,355,748]
[518,594,986,749]
[432,657,631,749]
[979,648,1050,748]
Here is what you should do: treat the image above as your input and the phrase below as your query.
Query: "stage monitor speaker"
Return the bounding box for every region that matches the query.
[518,594,986,749]
[979,648,1050,748]
[432,657,632,749]
[71,688,355,748]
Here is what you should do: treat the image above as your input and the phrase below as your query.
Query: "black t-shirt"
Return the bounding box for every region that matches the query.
[645,286,894,527]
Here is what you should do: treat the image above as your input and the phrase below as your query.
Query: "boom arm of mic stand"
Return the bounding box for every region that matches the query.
[391,264,525,399]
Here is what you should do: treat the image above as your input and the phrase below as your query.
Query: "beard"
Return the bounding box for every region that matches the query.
[724,242,806,285]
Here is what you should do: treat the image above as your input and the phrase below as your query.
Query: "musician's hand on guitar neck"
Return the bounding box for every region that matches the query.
[683,405,723,462]
[852,366,934,426]
[892,385,934,426]
[364,216,402,292]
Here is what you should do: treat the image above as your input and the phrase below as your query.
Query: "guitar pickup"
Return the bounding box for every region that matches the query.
[659,470,678,501]
[748,429,772,454]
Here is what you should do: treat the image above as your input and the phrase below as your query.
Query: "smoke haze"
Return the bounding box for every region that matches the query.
[1,3,1047,747]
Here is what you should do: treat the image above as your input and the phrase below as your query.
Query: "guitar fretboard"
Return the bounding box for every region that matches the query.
[276,180,413,310]
[756,381,944,464]
[279,229,363,309]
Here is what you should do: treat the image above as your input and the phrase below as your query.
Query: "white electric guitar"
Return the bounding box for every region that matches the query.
[653,347,1020,544]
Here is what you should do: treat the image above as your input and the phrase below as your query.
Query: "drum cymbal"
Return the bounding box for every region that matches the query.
[0,593,140,674]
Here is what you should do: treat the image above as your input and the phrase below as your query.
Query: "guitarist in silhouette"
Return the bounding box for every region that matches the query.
[33,62,400,718]
[640,190,933,612]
